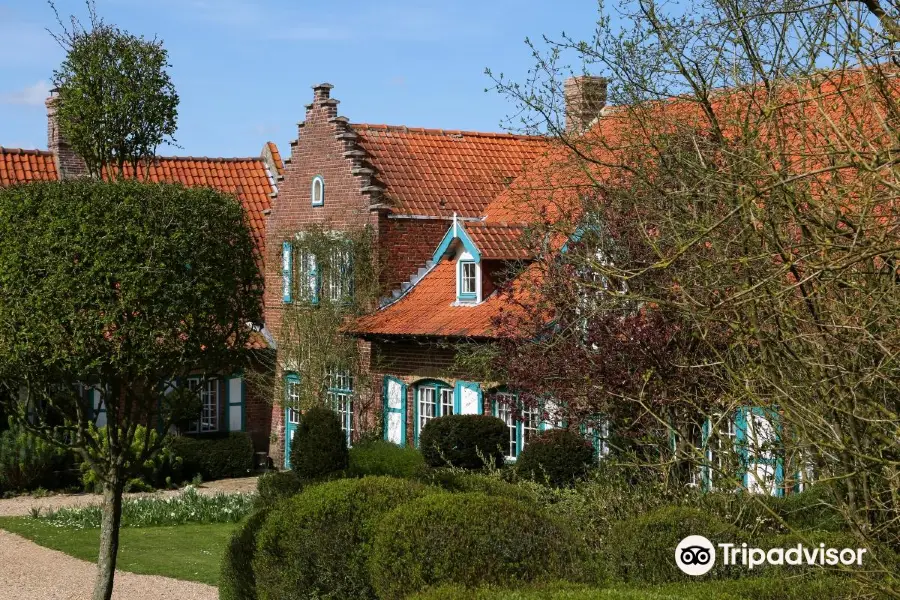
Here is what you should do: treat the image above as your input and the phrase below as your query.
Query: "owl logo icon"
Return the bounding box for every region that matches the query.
[675,535,716,576]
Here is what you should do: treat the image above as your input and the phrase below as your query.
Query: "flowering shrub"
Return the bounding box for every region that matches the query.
[35,485,254,529]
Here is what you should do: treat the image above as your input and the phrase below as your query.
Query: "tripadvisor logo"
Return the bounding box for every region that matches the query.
[675,536,868,576]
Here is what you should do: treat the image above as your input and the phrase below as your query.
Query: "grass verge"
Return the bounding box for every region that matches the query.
[0,516,236,585]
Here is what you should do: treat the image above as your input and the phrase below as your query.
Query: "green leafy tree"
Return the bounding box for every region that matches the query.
[48,0,178,179]
[0,180,262,600]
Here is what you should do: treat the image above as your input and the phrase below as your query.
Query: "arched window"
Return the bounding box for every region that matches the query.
[311,175,325,207]
[414,379,454,445]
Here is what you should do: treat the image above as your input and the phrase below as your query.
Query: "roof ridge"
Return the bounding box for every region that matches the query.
[0,147,54,156]
[153,155,265,163]
[350,123,545,141]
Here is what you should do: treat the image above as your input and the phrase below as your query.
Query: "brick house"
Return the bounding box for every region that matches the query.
[0,92,279,453]
[268,78,810,497]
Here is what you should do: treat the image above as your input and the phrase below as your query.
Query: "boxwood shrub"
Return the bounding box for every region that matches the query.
[418,414,507,469]
[289,406,349,480]
[0,423,71,492]
[220,508,269,600]
[166,432,254,481]
[348,439,426,479]
[369,492,601,600]
[516,429,595,487]
[255,470,302,508]
[253,476,436,600]
[421,469,539,504]
[604,506,746,584]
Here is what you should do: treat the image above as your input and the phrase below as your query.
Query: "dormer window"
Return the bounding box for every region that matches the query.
[311,175,325,206]
[457,255,479,303]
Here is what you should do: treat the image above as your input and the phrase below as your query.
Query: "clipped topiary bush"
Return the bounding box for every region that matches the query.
[776,486,845,532]
[418,414,507,470]
[255,470,302,508]
[166,432,254,482]
[604,506,746,584]
[0,423,70,492]
[289,406,349,480]
[516,429,596,487]
[220,508,269,600]
[254,476,436,600]
[421,469,539,504]
[369,492,601,600]
[348,439,426,479]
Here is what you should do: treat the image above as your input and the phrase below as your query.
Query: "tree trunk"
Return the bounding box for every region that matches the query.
[93,474,124,600]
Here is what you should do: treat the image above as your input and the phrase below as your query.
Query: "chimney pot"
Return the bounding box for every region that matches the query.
[564,76,608,134]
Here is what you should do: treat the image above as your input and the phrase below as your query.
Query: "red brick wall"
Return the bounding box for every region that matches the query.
[380,217,450,291]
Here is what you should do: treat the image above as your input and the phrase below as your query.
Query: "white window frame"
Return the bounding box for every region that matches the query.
[286,377,301,424]
[326,367,353,446]
[187,377,220,433]
[327,245,352,303]
[296,248,318,304]
[456,252,481,303]
[493,391,539,461]
[415,381,454,444]
[311,175,325,206]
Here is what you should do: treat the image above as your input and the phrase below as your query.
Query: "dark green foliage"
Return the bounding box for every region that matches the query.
[421,469,539,504]
[418,414,507,469]
[220,508,269,600]
[348,439,425,479]
[408,575,854,600]
[776,486,844,532]
[254,476,435,600]
[516,429,595,486]
[604,506,746,584]
[255,471,302,508]
[166,433,254,481]
[0,423,70,492]
[369,492,600,600]
[289,406,349,480]
[50,2,178,178]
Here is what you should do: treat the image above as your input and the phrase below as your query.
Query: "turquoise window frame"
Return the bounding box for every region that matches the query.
[413,379,454,446]
[579,416,610,460]
[490,389,539,461]
[382,376,408,447]
[457,260,477,302]
[284,373,301,468]
[311,175,325,207]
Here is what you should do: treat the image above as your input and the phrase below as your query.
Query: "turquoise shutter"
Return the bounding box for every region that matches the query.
[454,381,482,415]
[701,417,712,491]
[282,241,293,303]
[226,375,245,432]
[734,407,749,488]
[383,377,407,447]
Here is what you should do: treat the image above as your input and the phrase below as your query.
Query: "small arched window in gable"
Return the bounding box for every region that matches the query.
[311,175,325,207]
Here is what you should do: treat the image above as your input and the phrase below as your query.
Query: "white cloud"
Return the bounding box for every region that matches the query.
[0,81,52,107]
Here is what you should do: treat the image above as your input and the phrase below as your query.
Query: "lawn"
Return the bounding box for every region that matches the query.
[0,516,236,585]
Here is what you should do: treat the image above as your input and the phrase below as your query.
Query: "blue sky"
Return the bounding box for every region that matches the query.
[0,0,600,158]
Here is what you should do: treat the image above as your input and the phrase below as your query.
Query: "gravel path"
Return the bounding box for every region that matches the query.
[0,529,217,600]
[0,476,259,517]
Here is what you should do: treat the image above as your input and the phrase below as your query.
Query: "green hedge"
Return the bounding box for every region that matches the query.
[516,429,595,487]
[255,470,302,509]
[0,423,71,492]
[254,476,435,600]
[421,469,539,504]
[408,575,854,600]
[220,508,269,600]
[166,432,254,481]
[604,506,746,584]
[289,406,349,480]
[369,492,601,600]
[348,439,426,479]
[419,415,507,470]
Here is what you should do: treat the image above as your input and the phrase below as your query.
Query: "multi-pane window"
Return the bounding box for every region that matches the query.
[286,377,301,425]
[327,246,352,303]
[326,368,353,445]
[187,377,219,432]
[520,404,540,449]
[584,418,611,458]
[495,392,518,459]
[460,261,477,296]
[707,413,738,489]
[296,249,318,303]
[415,381,453,442]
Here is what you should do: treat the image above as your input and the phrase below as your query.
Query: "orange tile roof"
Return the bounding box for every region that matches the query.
[352,259,535,338]
[351,124,551,218]
[109,157,275,256]
[0,148,58,185]
[465,223,531,260]
[265,141,284,177]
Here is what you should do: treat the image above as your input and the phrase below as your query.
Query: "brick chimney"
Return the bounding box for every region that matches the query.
[46,88,88,179]
[564,76,608,134]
